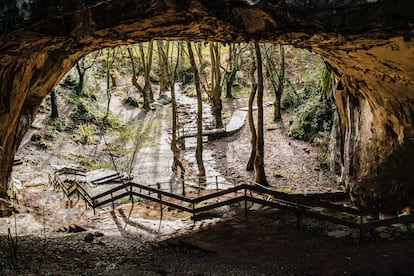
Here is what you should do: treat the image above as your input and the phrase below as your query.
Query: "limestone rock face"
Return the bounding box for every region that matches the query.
[0,0,413,207]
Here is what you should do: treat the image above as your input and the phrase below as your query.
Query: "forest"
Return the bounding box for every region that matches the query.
[27,41,334,190]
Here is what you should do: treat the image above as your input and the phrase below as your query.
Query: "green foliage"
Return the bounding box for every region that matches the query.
[288,95,332,142]
[178,67,194,85]
[53,117,67,132]
[102,112,123,129]
[78,156,101,170]
[287,63,334,143]
[44,126,57,141]
[71,99,96,124]
[73,124,96,144]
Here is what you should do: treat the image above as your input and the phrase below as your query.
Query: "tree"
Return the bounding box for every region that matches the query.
[127,43,153,111]
[262,44,285,121]
[246,44,257,171]
[195,43,209,95]
[209,42,223,128]
[139,41,155,103]
[187,42,206,181]
[104,47,117,119]
[157,40,169,94]
[169,42,186,183]
[254,43,269,186]
[224,43,243,99]
[50,89,59,119]
[75,54,96,95]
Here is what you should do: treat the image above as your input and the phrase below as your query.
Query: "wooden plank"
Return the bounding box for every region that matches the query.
[55,167,86,176]
[130,182,193,203]
[363,214,414,230]
[250,184,361,215]
[194,197,245,213]
[93,192,130,208]
[91,182,131,201]
[92,175,122,185]
[130,191,192,213]
[87,168,119,183]
[192,185,244,203]
[248,197,360,229]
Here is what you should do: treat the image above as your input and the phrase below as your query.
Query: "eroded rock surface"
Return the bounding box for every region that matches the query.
[0,0,413,207]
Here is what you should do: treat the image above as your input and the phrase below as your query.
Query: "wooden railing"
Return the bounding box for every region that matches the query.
[51,172,414,241]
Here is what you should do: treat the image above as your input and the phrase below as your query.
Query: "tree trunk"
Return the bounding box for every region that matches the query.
[262,44,284,122]
[254,43,269,186]
[225,44,234,99]
[50,89,59,119]
[138,40,154,110]
[187,42,206,181]
[209,42,223,129]
[274,44,285,121]
[157,40,169,94]
[110,72,117,87]
[246,45,257,171]
[75,61,85,95]
[195,43,209,95]
[225,43,242,99]
[170,42,186,182]
[127,45,150,111]
[104,47,115,119]
[75,55,96,95]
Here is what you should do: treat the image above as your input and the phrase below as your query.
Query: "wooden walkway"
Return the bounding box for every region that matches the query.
[176,106,248,141]
[51,167,414,241]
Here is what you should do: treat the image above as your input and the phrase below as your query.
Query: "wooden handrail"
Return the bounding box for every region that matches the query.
[251,184,361,215]
[91,182,131,201]
[192,185,245,204]
[54,171,414,240]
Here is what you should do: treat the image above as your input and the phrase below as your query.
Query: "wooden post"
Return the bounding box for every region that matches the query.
[192,202,196,225]
[111,192,114,210]
[130,185,133,204]
[244,187,248,221]
[158,183,163,225]
[215,175,218,191]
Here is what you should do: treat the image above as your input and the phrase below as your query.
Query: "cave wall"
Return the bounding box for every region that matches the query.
[321,38,414,206]
[0,0,413,207]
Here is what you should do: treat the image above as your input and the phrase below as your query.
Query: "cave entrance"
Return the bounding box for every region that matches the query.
[11,42,339,214]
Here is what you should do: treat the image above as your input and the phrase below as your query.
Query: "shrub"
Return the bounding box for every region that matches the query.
[44,126,58,141]
[287,63,334,144]
[71,99,96,124]
[73,124,96,144]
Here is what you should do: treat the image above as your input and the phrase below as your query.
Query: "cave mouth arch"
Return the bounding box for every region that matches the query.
[1,0,414,209]
[13,42,336,201]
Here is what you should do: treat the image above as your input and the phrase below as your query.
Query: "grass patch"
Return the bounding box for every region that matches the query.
[73,124,96,144]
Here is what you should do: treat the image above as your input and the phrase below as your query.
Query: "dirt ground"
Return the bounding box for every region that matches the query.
[2,91,413,275]
[1,209,414,275]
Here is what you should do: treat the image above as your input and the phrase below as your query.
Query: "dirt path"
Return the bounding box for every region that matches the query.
[210,103,341,194]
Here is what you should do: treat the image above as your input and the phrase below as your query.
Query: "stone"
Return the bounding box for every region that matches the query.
[0,0,414,209]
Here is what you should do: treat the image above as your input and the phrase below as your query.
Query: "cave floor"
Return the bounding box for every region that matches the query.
[1,208,414,275]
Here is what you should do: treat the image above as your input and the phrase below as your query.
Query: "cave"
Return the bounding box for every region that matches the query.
[0,0,413,211]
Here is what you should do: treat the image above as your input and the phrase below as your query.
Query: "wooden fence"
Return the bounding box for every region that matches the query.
[51,171,414,241]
